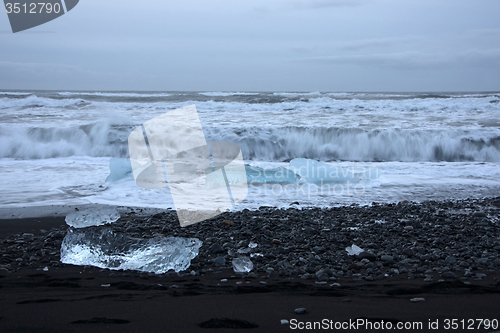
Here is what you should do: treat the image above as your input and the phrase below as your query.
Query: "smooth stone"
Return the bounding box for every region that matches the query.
[444,256,457,265]
[209,243,225,254]
[213,257,226,266]
[441,271,457,279]
[358,252,376,262]
[294,308,307,314]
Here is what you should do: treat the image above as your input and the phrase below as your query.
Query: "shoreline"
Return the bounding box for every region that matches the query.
[1,197,499,331]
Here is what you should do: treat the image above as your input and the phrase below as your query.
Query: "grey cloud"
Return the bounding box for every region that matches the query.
[252,0,368,13]
[307,49,500,69]
[0,61,153,90]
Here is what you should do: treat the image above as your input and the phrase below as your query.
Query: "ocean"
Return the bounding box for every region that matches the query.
[1,90,499,215]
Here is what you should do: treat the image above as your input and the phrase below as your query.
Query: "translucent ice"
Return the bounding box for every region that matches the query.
[289,158,379,184]
[345,244,364,256]
[232,257,254,273]
[245,165,301,184]
[65,207,120,228]
[105,158,133,182]
[205,164,300,187]
[60,228,202,273]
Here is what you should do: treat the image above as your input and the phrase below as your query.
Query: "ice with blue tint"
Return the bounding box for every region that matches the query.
[289,158,379,184]
[244,165,301,184]
[60,227,202,273]
[105,158,133,182]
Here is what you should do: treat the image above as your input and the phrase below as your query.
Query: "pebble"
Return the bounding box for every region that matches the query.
[441,271,457,279]
[222,219,234,226]
[294,308,307,314]
[213,257,226,266]
[209,244,225,254]
[358,252,377,262]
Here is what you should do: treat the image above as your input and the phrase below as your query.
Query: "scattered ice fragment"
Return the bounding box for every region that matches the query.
[105,158,133,182]
[232,257,254,273]
[250,253,263,258]
[345,244,364,256]
[60,227,202,273]
[65,207,120,228]
[248,242,258,248]
[410,297,426,302]
[237,248,251,254]
[281,320,289,325]
[42,266,48,271]
[101,284,110,287]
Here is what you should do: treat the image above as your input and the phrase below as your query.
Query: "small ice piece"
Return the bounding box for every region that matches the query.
[345,244,364,256]
[237,248,251,254]
[248,242,258,248]
[232,257,253,273]
[65,207,120,228]
[105,158,133,182]
[410,297,426,303]
[281,320,289,325]
[60,227,202,273]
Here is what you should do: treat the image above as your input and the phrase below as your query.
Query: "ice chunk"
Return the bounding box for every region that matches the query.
[345,244,364,256]
[105,158,133,182]
[245,165,301,184]
[65,207,120,228]
[289,158,378,184]
[237,248,251,254]
[232,257,253,273]
[205,164,300,187]
[60,227,202,273]
[248,242,258,248]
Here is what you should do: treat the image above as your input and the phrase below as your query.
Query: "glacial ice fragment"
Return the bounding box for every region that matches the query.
[60,227,202,273]
[244,165,301,184]
[105,158,133,182]
[345,244,364,256]
[232,257,254,273]
[65,207,120,228]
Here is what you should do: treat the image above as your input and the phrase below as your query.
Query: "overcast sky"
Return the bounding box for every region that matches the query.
[1,0,499,91]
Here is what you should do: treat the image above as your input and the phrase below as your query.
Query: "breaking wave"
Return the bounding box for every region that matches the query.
[1,124,499,162]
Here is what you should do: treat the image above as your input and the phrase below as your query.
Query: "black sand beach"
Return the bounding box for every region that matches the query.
[1,198,500,332]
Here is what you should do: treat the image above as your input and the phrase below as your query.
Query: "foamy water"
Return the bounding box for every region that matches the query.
[0,91,499,214]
